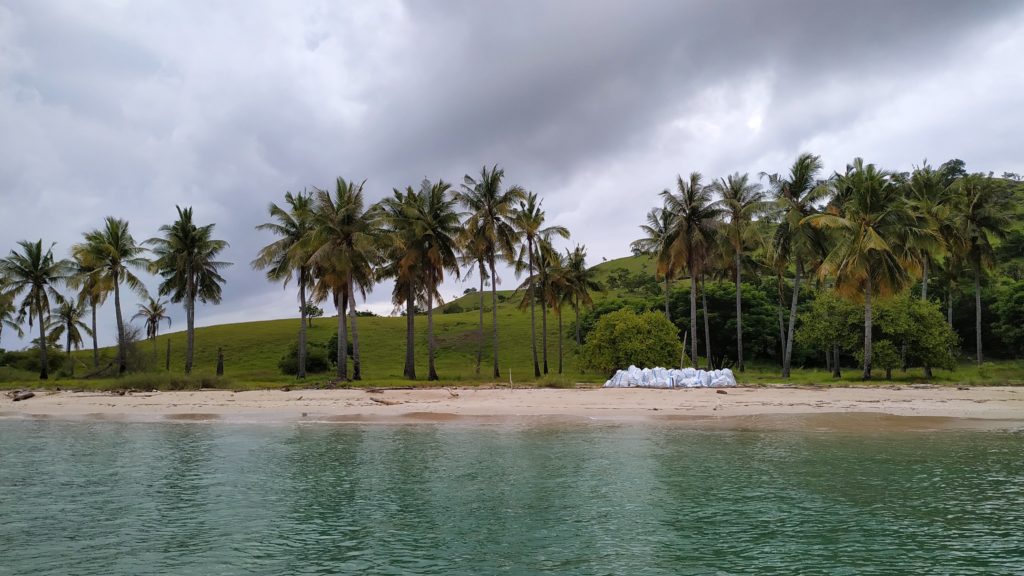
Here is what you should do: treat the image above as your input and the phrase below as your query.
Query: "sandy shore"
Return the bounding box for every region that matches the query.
[3,386,1023,430]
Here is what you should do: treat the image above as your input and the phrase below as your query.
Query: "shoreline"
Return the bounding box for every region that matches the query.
[3,386,1023,431]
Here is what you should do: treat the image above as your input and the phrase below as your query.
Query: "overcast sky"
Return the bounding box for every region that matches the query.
[2,0,1023,349]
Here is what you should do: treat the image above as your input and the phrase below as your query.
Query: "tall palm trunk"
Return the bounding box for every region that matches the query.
[776,275,786,363]
[574,297,581,346]
[701,274,712,370]
[557,307,563,374]
[921,257,930,301]
[297,273,308,379]
[185,276,196,374]
[735,250,744,372]
[427,280,438,381]
[114,274,126,375]
[404,282,416,380]
[527,239,540,378]
[91,301,99,369]
[947,290,953,326]
[476,264,485,375]
[689,271,698,367]
[783,257,803,378]
[66,330,73,377]
[336,289,347,379]
[832,342,841,378]
[489,255,500,379]
[348,278,361,381]
[541,292,549,375]
[974,259,983,365]
[664,277,671,320]
[863,273,873,380]
[37,300,48,380]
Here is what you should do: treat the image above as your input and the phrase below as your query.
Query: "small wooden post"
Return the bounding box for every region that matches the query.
[216,347,224,377]
[165,340,171,371]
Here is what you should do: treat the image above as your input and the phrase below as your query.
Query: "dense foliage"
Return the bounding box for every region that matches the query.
[581,309,682,376]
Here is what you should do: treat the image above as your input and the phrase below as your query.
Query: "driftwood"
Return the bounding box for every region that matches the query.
[9,390,35,402]
[364,387,416,394]
[82,362,115,379]
[369,397,402,406]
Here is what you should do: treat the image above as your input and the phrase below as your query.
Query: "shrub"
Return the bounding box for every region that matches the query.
[581,309,682,376]
[325,333,354,365]
[443,302,465,314]
[279,341,331,375]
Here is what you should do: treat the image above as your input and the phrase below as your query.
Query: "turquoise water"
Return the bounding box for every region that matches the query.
[1,421,1022,575]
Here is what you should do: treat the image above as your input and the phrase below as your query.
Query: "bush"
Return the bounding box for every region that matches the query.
[279,341,331,375]
[442,302,465,314]
[581,309,682,376]
[993,280,1024,356]
[325,333,353,365]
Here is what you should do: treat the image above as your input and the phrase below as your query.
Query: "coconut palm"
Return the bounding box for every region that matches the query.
[457,165,527,379]
[714,172,767,372]
[253,191,315,378]
[148,206,230,374]
[806,158,927,379]
[73,218,149,375]
[539,241,571,374]
[0,240,73,379]
[458,225,491,374]
[50,299,93,376]
[763,153,829,378]
[67,253,111,369]
[951,174,1013,364]
[564,244,601,346]
[631,205,677,320]
[132,297,171,365]
[906,162,954,303]
[512,192,568,377]
[379,186,426,380]
[662,172,724,368]
[0,290,25,352]
[308,178,377,380]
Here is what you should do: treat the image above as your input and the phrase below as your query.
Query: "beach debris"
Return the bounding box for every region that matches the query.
[957,386,970,391]
[716,389,728,395]
[446,387,460,398]
[603,366,737,388]
[9,390,35,402]
[370,397,402,406]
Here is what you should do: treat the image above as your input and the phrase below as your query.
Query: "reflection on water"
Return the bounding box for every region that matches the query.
[1,422,1022,575]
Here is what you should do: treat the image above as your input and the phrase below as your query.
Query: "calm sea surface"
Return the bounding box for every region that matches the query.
[1,420,1022,575]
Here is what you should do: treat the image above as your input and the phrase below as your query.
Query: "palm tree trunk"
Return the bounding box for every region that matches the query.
[541,292,549,375]
[832,342,841,378]
[574,297,581,346]
[528,239,540,378]
[114,276,126,375]
[701,274,711,370]
[348,279,361,381]
[427,282,438,381]
[38,300,48,380]
[489,255,500,379]
[975,259,983,365]
[404,282,416,380]
[66,330,73,377]
[664,277,671,321]
[776,275,786,364]
[91,301,98,369]
[476,265,484,375]
[735,251,744,372]
[185,293,195,374]
[297,271,308,379]
[557,307,563,374]
[336,289,347,379]
[825,344,832,375]
[783,257,802,378]
[690,272,698,367]
[921,256,930,301]
[863,273,873,380]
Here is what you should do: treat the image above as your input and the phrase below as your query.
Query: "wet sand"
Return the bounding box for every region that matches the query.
[3,386,1023,431]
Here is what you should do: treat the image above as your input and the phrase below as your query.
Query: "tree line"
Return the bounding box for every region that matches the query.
[0,209,229,379]
[251,166,600,381]
[631,154,1022,379]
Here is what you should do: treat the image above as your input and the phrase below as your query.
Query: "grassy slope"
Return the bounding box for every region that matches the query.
[4,255,1021,388]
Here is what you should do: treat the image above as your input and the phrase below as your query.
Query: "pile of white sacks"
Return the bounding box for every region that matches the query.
[603,365,737,388]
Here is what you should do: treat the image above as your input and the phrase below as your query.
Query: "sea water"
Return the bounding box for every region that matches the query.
[1,420,1022,575]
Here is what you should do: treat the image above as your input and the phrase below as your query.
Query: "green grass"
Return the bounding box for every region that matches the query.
[2,255,1021,390]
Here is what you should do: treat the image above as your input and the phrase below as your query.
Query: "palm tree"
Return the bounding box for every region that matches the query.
[458,225,491,375]
[0,290,25,352]
[308,178,377,380]
[73,218,149,375]
[714,172,767,372]
[512,192,569,377]
[148,206,230,374]
[906,162,954,303]
[539,241,570,374]
[0,240,72,379]
[763,153,828,378]
[952,174,1013,364]
[408,179,462,381]
[457,165,526,379]
[67,253,111,369]
[564,244,601,347]
[631,205,677,320]
[379,186,425,380]
[253,191,315,378]
[806,158,927,379]
[132,297,171,365]
[662,172,723,368]
[50,299,92,376]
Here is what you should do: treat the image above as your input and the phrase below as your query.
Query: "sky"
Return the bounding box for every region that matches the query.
[2,0,1023,349]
